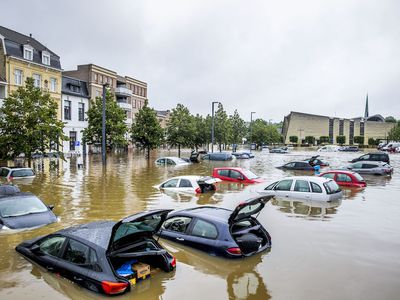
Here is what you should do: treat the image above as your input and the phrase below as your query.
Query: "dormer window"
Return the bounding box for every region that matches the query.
[42,51,51,65]
[23,45,33,61]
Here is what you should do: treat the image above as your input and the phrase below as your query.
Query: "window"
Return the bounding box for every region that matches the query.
[14,69,23,85]
[217,169,230,177]
[156,158,165,165]
[42,52,50,65]
[322,173,335,179]
[132,99,136,108]
[352,163,363,169]
[336,174,352,182]
[64,100,71,120]
[360,155,370,160]
[94,73,98,82]
[179,179,193,187]
[63,239,91,265]
[78,103,85,121]
[23,46,33,60]
[162,179,179,188]
[69,131,77,151]
[275,179,293,191]
[324,181,341,194]
[192,219,218,239]
[362,163,377,169]
[284,162,296,168]
[50,78,57,92]
[33,74,41,88]
[166,159,175,165]
[264,181,278,190]
[311,182,322,193]
[163,216,192,233]
[294,180,310,192]
[10,169,35,177]
[229,170,242,179]
[295,162,310,168]
[39,236,66,257]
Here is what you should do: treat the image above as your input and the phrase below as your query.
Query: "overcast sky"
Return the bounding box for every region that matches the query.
[3,0,400,122]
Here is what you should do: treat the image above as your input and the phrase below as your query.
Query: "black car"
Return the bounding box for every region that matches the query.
[350,152,390,164]
[0,186,57,230]
[16,210,176,295]
[277,161,315,171]
[339,146,359,152]
[158,196,273,258]
[304,155,329,167]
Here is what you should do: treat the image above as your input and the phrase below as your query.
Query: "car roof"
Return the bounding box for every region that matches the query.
[174,206,232,224]
[286,161,310,164]
[321,170,357,176]
[214,167,244,171]
[365,152,388,155]
[278,176,331,183]
[352,160,386,165]
[0,192,37,201]
[164,175,201,181]
[57,221,116,250]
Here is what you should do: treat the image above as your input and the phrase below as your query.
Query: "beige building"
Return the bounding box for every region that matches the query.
[156,110,170,129]
[282,111,395,145]
[63,64,148,126]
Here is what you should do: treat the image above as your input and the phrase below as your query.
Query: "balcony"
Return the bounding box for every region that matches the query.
[115,86,132,97]
[117,101,132,110]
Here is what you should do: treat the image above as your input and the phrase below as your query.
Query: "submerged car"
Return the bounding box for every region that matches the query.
[16,210,176,295]
[304,155,329,167]
[269,147,289,154]
[158,196,273,258]
[231,151,255,159]
[339,146,359,152]
[258,176,343,201]
[350,152,390,164]
[155,157,190,166]
[319,170,366,188]
[317,145,340,152]
[0,186,57,230]
[0,167,35,181]
[202,152,235,161]
[212,167,265,184]
[340,161,393,176]
[277,161,315,171]
[155,176,221,194]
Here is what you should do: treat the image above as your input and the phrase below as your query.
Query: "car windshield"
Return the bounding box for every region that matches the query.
[0,196,48,217]
[324,181,341,194]
[11,169,35,177]
[353,173,364,181]
[241,170,258,179]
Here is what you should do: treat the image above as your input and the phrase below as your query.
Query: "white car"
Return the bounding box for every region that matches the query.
[0,167,35,181]
[258,176,343,202]
[155,176,221,194]
[155,157,190,166]
[317,145,340,152]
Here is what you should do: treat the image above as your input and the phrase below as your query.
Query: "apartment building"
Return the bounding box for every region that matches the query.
[0,26,62,117]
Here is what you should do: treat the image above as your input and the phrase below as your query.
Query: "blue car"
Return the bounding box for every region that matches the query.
[202,152,235,161]
[158,196,273,258]
[231,151,255,159]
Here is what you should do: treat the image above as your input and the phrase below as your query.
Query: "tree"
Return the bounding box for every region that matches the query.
[191,114,209,151]
[305,136,315,145]
[368,137,377,146]
[388,121,400,141]
[353,136,364,145]
[165,104,194,157]
[251,119,281,147]
[131,100,164,158]
[336,135,346,145]
[0,77,67,166]
[229,110,247,151]
[289,136,298,144]
[214,103,231,152]
[82,90,128,150]
[319,136,330,144]
[385,116,397,123]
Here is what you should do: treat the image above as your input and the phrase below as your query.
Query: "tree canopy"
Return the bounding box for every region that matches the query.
[250,119,281,147]
[229,109,247,147]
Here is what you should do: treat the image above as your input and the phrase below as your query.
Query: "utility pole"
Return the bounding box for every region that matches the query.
[102,84,109,165]
[211,101,220,153]
[250,112,256,152]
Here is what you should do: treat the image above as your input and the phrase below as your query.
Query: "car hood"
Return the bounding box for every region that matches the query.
[1,211,57,230]
[108,209,173,253]
[228,195,274,224]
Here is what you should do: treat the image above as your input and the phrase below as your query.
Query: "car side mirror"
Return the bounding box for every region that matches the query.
[48,204,55,210]
[31,244,43,255]
[348,166,353,170]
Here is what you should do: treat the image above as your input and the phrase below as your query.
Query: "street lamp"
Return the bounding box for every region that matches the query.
[102,83,109,165]
[250,112,256,152]
[211,101,220,153]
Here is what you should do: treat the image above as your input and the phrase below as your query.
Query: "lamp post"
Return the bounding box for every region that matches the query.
[250,112,256,152]
[102,83,109,165]
[211,101,220,153]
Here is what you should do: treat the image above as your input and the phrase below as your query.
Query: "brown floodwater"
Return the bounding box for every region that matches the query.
[0,149,400,300]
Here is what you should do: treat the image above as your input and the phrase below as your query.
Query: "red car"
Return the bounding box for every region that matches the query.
[212,167,265,184]
[319,170,367,188]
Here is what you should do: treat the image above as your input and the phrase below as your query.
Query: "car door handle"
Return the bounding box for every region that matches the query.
[73,276,83,282]
[176,237,185,241]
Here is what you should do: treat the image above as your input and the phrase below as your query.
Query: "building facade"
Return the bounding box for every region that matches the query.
[156,110,170,128]
[61,76,90,154]
[282,111,395,145]
[63,64,148,127]
[0,26,62,117]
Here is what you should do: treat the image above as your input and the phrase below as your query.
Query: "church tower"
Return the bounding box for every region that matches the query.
[364,94,369,118]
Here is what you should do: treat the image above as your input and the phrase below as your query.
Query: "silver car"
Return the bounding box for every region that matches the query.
[341,161,393,176]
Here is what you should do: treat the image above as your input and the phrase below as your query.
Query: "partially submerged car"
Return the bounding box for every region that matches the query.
[350,152,390,164]
[258,176,343,201]
[155,157,190,166]
[155,176,221,194]
[340,161,393,176]
[212,167,265,184]
[339,146,359,152]
[0,167,35,181]
[231,151,255,159]
[202,152,235,161]
[277,161,315,171]
[158,196,273,258]
[0,186,57,230]
[269,147,289,154]
[304,155,329,167]
[317,145,340,152]
[16,210,176,295]
[187,150,208,163]
[319,170,366,188]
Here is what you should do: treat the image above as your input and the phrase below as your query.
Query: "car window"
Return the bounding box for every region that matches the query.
[324,180,341,194]
[294,180,310,192]
[311,182,322,193]
[64,239,91,265]
[191,219,218,239]
[321,173,335,179]
[0,195,48,217]
[360,155,370,160]
[275,180,293,191]
[229,170,242,179]
[10,169,34,177]
[39,236,66,257]
[242,170,258,179]
[295,162,309,168]
[179,179,193,188]
[162,216,192,233]
[336,174,352,182]
[162,179,179,188]
[284,163,295,168]
[166,159,176,165]
[217,169,230,177]
[202,155,210,160]
[264,181,278,190]
[362,163,377,169]
[353,173,364,182]
[0,168,9,177]
[156,158,165,165]
[352,163,363,169]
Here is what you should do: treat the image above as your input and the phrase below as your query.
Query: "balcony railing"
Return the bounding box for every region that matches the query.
[115,86,133,97]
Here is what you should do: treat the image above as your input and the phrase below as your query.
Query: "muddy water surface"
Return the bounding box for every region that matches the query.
[1,149,400,300]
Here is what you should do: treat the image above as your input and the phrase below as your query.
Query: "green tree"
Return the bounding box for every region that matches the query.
[131,100,164,158]
[82,90,128,150]
[251,119,281,147]
[229,109,247,150]
[214,103,231,152]
[336,135,346,145]
[368,137,376,146]
[166,104,194,157]
[305,136,315,145]
[388,121,400,141]
[289,136,298,144]
[0,77,67,166]
[385,116,396,123]
[191,114,209,151]
[354,136,364,145]
[319,136,330,144]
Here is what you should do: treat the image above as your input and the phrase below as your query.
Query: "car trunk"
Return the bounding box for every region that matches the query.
[197,177,221,193]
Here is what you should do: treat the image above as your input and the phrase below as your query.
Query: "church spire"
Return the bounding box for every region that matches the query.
[364,93,369,118]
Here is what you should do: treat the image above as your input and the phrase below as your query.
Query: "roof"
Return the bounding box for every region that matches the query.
[61,76,89,98]
[57,221,115,250]
[178,206,232,224]
[0,26,61,70]
[214,167,244,171]
[282,176,332,184]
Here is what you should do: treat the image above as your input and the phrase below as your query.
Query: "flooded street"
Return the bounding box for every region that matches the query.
[1,149,400,300]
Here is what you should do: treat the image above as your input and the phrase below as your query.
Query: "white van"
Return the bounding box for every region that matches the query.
[317,145,340,152]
